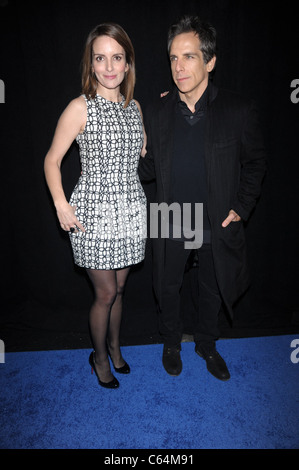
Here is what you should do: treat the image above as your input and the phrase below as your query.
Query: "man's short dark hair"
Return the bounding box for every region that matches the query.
[167,15,217,64]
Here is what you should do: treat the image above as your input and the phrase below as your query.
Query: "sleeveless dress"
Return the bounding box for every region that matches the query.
[69,94,147,270]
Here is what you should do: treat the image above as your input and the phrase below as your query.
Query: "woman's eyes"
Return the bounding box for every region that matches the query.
[95,55,123,62]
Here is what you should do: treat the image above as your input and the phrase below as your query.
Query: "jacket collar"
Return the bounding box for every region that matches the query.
[159,80,218,110]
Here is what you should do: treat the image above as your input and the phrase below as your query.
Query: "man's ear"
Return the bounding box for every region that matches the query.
[207,55,216,73]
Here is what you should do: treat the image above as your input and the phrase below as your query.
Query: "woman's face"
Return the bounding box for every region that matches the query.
[91,35,129,97]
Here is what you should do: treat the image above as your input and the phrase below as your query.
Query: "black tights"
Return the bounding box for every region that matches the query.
[87,267,130,383]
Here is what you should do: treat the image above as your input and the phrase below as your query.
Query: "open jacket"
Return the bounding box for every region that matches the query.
[139,83,267,318]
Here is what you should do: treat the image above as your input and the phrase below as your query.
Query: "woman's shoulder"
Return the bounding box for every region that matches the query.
[69,95,88,110]
[58,95,87,130]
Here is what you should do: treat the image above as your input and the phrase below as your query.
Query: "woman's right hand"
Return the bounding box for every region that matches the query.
[56,202,85,233]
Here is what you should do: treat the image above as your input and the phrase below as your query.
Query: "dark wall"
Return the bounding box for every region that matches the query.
[1,0,299,351]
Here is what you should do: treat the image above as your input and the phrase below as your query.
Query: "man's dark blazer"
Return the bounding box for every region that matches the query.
[139,82,267,318]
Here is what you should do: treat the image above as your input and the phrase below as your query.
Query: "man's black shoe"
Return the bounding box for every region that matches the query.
[195,345,230,381]
[162,345,182,376]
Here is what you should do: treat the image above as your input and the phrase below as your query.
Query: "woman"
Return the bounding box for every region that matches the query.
[44,23,147,389]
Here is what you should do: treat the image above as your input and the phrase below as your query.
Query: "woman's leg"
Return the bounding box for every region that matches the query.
[107,267,130,368]
[86,268,117,383]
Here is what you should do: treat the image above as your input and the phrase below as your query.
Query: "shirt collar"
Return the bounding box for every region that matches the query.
[177,84,209,115]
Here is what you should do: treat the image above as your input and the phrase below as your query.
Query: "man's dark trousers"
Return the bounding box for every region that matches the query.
[160,239,222,349]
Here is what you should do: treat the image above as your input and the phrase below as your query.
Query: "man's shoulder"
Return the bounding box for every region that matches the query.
[214,86,252,109]
[146,88,176,113]
[209,87,256,123]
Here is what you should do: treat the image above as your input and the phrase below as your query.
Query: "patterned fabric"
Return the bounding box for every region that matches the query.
[69,94,146,270]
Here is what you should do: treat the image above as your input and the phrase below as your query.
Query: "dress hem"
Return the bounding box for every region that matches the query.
[73,256,145,271]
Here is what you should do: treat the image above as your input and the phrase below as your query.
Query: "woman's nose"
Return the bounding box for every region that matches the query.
[106,58,113,71]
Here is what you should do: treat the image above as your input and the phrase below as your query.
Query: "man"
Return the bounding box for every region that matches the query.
[139,15,266,380]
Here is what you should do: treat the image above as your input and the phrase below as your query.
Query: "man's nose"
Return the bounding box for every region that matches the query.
[175,58,184,72]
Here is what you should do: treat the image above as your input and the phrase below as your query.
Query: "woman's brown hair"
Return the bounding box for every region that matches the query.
[81,23,135,108]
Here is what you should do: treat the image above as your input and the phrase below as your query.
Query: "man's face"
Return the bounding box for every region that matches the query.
[169,32,215,98]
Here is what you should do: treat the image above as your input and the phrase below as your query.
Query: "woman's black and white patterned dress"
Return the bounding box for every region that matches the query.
[69,94,147,270]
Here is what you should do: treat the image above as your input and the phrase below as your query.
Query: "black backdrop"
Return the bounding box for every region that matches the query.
[1,0,299,351]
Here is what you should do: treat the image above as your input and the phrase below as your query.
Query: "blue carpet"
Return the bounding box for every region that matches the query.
[0,335,299,449]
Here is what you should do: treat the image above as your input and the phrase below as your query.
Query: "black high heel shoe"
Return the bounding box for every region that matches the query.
[107,348,130,374]
[89,352,119,389]
[112,358,130,374]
